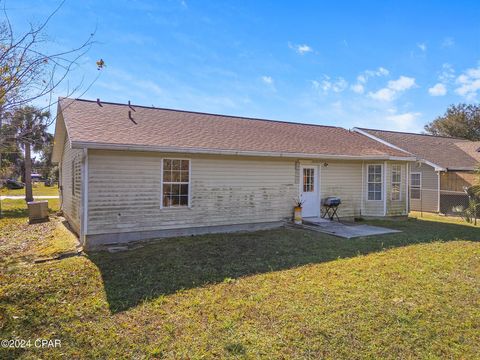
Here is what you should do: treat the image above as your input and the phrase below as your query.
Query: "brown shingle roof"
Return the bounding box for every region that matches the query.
[455,141,480,165]
[357,128,480,170]
[58,98,411,159]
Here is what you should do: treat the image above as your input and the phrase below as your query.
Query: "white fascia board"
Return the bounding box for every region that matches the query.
[71,141,417,162]
[421,159,446,172]
[352,128,413,154]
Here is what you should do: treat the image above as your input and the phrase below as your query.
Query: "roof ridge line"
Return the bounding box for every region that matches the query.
[61,97,344,130]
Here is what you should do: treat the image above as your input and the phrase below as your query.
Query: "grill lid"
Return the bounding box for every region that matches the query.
[323,197,341,206]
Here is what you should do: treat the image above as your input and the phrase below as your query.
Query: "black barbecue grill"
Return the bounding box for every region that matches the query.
[321,197,341,221]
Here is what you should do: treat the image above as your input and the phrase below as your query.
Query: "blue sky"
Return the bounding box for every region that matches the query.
[9,0,480,132]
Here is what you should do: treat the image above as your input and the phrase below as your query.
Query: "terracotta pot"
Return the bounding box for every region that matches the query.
[294,206,302,224]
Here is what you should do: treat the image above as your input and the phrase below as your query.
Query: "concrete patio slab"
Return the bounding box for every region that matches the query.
[299,217,401,238]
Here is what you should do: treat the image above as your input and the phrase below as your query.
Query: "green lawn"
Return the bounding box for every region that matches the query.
[0,183,59,197]
[1,204,479,359]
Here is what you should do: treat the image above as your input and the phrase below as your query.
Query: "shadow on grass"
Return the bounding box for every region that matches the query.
[0,206,28,218]
[0,199,60,219]
[88,218,480,313]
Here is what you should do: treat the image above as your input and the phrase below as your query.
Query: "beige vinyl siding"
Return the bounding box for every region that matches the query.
[319,161,363,218]
[409,163,439,213]
[87,150,297,235]
[386,162,408,216]
[297,160,407,218]
[60,136,82,233]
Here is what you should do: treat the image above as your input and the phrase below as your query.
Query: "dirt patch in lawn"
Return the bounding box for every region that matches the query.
[0,200,78,266]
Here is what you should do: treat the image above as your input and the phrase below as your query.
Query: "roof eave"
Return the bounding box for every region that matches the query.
[446,166,476,171]
[420,159,446,172]
[71,141,416,161]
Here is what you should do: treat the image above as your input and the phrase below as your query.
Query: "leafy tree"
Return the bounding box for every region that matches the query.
[4,106,50,202]
[38,132,58,181]
[0,120,22,179]
[424,104,480,140]
[461,167,480,225]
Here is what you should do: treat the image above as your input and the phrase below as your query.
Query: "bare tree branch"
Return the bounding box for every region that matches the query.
[0,0,102,116]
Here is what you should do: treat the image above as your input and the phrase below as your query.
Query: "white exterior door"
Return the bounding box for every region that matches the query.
[300,165,319,217]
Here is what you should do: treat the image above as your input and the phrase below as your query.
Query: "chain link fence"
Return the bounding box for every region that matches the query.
[410,188,470,216]
[439,190,469,216]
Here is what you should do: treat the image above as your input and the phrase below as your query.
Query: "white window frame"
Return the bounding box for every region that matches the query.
[367,164,383,201]
[410,172,421,200]
[160,158,192,209]
[391,164,402,201]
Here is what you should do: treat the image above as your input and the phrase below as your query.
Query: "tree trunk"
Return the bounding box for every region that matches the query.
[24,142,33,203]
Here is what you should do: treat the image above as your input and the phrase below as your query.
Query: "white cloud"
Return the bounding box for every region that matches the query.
[357,74,367,84]
[358,67,389,83]
[368,76,416,101]
[454,64,480,100]
[387,76,416,91]
[351,83,364,94]
[441,37,455,48]
[312,76,348,94]
[289,42,313,55]
[261,76,273,85]
[386,112,421,131]
[298,44,312,54]
[428,83,447,96]
[369,88,396,101]
[438,63,455,83]
[426,64,455,97]
[313,78,332,92]
[377,67,389,76]
[332,77,348,92]
[351,67,389,93]
[417,43,427,52]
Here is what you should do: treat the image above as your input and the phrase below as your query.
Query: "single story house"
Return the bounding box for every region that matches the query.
[52,98,415,249]
[354,128,480,214]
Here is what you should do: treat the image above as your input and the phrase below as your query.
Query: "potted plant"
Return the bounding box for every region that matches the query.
[293,197,305,224]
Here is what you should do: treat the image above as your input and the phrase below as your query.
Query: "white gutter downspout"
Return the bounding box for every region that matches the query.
[383,161,387,216]
[80,148,88,246]
[361,161,365,217]
[406,162,409,215]
[437,171,441,213]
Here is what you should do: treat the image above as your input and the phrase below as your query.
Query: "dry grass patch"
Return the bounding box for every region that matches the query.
[0,199,76,265]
